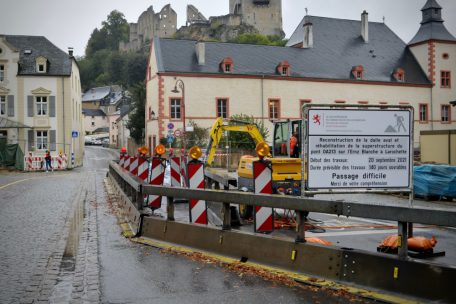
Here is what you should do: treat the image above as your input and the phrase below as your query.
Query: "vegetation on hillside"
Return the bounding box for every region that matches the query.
[126,82,146,144]
[78,10,285,145]
[230,33,288,46]
[77,10,147,91]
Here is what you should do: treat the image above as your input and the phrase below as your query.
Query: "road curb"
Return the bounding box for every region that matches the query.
[131,236,415,304]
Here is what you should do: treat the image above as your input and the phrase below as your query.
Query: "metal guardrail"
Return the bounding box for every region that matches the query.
[108,160,456,302]
[109,160,456,257]
[141,184,456,227]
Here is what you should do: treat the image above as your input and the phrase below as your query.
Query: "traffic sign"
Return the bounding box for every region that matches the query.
[174,129,182,137]
[72,131,79,138]
[167,134,175,144]
[305,106,412,191]
[167,123,175,130]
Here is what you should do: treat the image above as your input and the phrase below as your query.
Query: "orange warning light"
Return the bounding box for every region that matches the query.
[139,146,149,155]
[189,146,202,160]
[155,144,166,156]
[255,142,270,158]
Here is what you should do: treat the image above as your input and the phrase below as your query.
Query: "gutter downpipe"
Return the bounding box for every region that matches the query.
[62,77,66,156]
[430,85,434,131]
[261,75,264,125]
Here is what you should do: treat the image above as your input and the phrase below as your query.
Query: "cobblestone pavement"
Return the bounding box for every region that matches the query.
[0,150,105,303]
[0,146,379,304]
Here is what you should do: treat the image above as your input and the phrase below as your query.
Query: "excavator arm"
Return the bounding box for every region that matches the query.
[205,117,268,166]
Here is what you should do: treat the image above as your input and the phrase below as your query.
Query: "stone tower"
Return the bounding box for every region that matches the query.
[229,0,284,37]
[408,0,456,131]
[119,4,177,52]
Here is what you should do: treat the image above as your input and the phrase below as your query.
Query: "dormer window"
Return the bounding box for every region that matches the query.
[220,57,233,73]
[393,68,405,82]
[352,65,364,80]
[277,60,291,76]
[36,56,48,73]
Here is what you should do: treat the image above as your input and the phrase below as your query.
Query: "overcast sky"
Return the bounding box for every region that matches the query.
[1,0,455,57]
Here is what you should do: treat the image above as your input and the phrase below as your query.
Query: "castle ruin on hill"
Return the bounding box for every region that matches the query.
[119,0,284,52]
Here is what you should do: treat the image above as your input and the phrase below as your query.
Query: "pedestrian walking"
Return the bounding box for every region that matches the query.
[44,150,53,172]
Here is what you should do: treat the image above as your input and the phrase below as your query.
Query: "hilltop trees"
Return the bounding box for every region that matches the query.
[78,10,147,91]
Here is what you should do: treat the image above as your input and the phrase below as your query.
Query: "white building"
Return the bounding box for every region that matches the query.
[0,35,83,167]
[145,0,455,153]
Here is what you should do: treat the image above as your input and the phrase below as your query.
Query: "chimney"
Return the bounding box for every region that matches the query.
[68,47,74,57]
[361,10,368,43]
[195,41,205,65]
[302,18,313,48]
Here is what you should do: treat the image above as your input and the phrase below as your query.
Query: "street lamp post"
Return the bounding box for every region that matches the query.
[171,79,186,153]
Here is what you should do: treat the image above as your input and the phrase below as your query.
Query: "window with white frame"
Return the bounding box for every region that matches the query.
[441,105,451,123]
[0,95,6,116]
[269,99,280,120]
[36,131,48,150]
[36,96,48,116]
[170,98,181,120]
[216,98,228,118]
[419,104,428,122]
[0,64,4,81]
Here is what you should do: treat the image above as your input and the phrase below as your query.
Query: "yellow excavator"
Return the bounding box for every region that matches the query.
[205,117,302,218]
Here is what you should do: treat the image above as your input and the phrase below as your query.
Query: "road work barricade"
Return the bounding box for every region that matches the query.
[187,161,207,225]
[137,157,148,181]
[24,154,67,171]
[123,155,131,171]
[253,160,274,233]
[129,157,138,176]
[170,157,181,187]
[148,157,165,209]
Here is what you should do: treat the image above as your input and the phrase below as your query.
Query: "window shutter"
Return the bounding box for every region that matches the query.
[49,96,56,117]
[28,130,34,151]
[7,95,14,117]
[50,130,56,151]
[27,95,34,117]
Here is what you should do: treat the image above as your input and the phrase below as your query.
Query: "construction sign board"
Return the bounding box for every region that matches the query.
[305,106,413,191]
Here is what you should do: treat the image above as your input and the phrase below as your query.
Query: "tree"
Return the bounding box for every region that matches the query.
[231,33,288,46]
[85,10,129,57]
[126,82,146,144]
[228,114,269,149]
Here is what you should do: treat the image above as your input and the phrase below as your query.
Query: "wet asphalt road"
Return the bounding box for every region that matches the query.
[0,146,376,304]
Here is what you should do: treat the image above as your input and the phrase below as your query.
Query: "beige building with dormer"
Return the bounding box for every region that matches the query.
[0,35,84,168]
[145,0,455,153]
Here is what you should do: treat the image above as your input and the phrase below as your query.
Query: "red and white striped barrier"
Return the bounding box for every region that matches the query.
[129,157,138,175]
[137,157,148,181]
[170,157,181,187]
[119,154,125,167]
[148,157,165,209]
[56,154,68,170]
[123,155,131,171]
[23,154,68,171]
[253,160,274,233]
[180,155,188,187]
[26,154,33,171]
[187,161,207,225]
